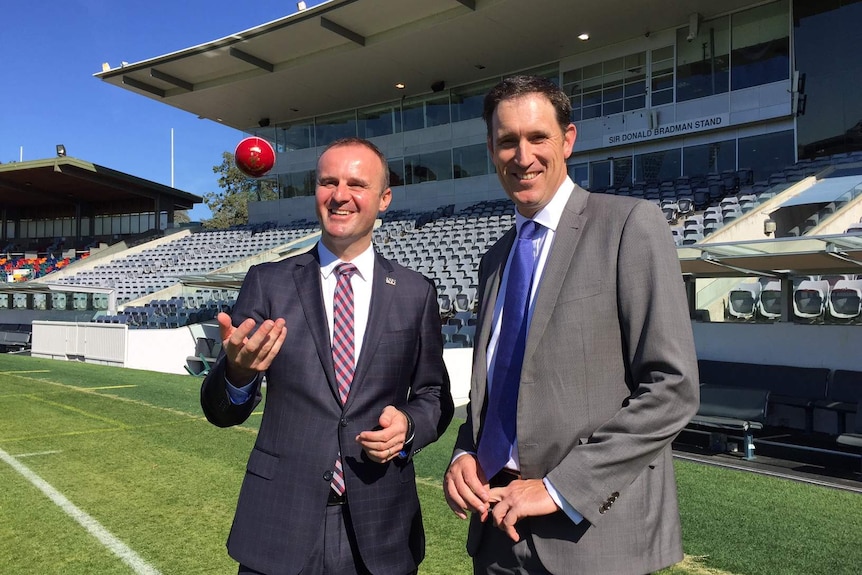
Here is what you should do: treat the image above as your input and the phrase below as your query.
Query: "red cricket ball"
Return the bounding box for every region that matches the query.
[234,136,276,178]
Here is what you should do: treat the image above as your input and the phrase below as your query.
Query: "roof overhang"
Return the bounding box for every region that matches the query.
[679,235,862,278]
[0,157,201,214]
[95,0,756,132]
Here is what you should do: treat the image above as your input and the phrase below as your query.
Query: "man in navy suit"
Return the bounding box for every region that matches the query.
[201,137,453,575]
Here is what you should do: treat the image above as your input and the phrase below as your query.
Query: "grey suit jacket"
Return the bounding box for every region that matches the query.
[202,247,453,575]
[454,185,699,575]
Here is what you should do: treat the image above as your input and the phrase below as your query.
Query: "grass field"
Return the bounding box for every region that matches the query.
[1,354,860,574]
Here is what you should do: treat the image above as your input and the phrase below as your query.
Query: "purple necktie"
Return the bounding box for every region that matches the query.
[331,262,357,495]
[478,220,540,480]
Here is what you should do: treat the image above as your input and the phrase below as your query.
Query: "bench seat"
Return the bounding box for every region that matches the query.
[688,385,770,460]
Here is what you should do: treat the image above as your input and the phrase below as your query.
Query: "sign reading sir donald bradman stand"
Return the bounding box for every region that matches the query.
[604,113,729,147]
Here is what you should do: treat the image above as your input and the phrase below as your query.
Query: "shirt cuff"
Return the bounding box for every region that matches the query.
[543,477,584,525]
[450,448,475,465]
[225,373,259,405]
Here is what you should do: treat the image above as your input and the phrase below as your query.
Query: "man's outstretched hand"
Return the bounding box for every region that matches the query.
[217,312,286,382]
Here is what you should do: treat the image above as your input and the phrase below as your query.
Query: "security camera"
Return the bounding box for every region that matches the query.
[686,32,695,42]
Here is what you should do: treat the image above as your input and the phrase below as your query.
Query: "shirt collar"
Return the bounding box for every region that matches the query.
[318,241,376,281]
[514,176,574,233]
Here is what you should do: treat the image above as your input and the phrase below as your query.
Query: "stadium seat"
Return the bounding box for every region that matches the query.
[757,280,783,320]
[441,324,459,343]
[793,279,830,321]
[827,279,862,321]
[726,282,762,321]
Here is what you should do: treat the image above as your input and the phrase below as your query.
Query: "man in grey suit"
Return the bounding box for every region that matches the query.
[443,75,699,575]
[202,137,453,575]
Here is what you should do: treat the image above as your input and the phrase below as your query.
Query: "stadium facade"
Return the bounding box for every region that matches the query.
[97,0,861,224]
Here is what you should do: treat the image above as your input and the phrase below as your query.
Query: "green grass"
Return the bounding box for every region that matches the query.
[1,354,860,574]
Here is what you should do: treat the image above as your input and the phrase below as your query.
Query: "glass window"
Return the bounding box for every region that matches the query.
[314,111,357,146]
[731,0,790,90]
[566,53,647,120]
[402,94,452,132]
[676,15,730,102]
[358,103,398,138]
[404,150,452,184]
[426,95,451,127]
[635,148,682,183]
[650,46,675,106]
[684,139,737,178]
[282,170,315,198]
[738,130,794,183]
[590,160,611,190]
[280,122,314,151]
[613,157,634,186]
[518,64,559,85]
[453,144,489,179]
[452,79,499,123]
[568,162,589,189]
[623,52,647,112]
[401,97,426,132]
[389,158,405,187]
[795,0,862,159]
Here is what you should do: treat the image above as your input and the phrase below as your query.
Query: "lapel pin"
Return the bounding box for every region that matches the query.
[385,277,397,286]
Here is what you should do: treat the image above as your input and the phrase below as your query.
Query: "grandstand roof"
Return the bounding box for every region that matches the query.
[95,0,754,132]
[680,235,862,278]
[0,157,201,213]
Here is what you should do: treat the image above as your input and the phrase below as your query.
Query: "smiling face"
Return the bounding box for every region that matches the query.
[488,93,577,218]
[315,142,392,261]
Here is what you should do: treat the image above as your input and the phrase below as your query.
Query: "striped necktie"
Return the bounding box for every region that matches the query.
[331,262,357,495]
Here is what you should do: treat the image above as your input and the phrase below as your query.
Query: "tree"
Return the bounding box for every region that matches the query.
[174,210,191,225]
[203,151,278,229]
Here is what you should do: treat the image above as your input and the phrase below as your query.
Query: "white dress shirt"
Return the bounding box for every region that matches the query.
[485,177,583,524]
[226,241,376,403]
[453,177,583,524]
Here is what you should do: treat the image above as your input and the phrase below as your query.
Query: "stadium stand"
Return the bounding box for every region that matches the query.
[689,385,770,460]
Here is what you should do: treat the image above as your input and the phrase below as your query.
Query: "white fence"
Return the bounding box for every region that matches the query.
[29,320,857,410]
[27,320,473,405]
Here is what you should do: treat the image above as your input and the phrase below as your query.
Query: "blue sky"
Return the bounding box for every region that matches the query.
[1,0,326,221]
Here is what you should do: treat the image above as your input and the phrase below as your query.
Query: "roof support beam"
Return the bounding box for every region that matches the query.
[122,76,166,98]
[150,68,194,91]
[320,17,365,46]
[698,252,781,278]
[229,47,274,72]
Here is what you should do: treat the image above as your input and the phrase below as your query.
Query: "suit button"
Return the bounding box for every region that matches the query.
[599,505,607,514]
[611,491,619,498]
[323,471,333,481]
[340,418,348,427]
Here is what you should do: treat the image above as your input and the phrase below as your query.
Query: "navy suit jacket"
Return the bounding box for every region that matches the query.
[202,246,453,575]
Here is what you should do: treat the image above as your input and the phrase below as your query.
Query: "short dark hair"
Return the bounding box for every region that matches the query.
[320,137,390,190]
[482,75,572,137]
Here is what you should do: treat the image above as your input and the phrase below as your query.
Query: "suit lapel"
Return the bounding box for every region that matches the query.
[524,186,589,363]
[293,248,340,401]
[347,253,395,409]
[471,229,515,427]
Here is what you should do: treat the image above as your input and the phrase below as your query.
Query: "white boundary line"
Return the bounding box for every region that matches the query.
[0,446,162,575]
[14,450,62,458]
